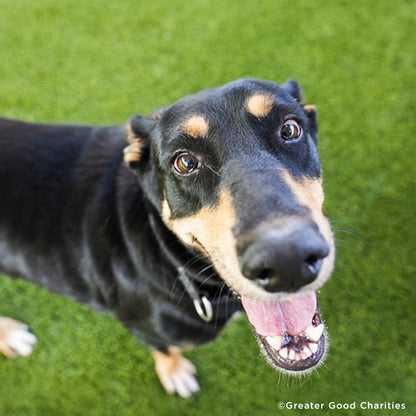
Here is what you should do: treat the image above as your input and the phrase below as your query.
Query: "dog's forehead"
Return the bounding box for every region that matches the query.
[163,79,296,132]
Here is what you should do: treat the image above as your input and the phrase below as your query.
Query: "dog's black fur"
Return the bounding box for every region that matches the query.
[0,117,241,351]
[0,79,334,395]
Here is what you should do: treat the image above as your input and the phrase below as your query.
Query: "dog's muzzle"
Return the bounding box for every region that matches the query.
[237,219,330,372]
[238,219,329,293]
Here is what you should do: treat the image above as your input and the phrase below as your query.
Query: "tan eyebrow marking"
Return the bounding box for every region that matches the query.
[180,115,209,138]
[246,93,275,118]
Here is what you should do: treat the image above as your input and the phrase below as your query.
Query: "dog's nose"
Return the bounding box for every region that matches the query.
[238,221,329,293]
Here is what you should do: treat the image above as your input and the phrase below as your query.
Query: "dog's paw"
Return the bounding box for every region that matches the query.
[159,355,200,398]
[0,317,37,358]
[152,347,200,398]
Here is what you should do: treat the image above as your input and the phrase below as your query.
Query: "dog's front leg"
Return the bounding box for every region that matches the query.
[152,346,200,398]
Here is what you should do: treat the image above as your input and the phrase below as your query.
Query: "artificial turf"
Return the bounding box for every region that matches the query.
[0,0,415,415]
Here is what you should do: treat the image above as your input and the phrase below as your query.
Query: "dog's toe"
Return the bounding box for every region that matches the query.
[153,347,200,398]
[168,359,200,398]
[0,317,37,358]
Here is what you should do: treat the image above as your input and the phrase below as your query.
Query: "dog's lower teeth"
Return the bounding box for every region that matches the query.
[278,346,314,362]
[308,342,318,354]
[266,335,283,350]
[279,347,288,359]
[301,347,312,360]
[304,323,324,342]
[265,326,323,363]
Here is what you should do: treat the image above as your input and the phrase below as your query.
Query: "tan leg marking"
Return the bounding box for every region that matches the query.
[0,317,37,358]
[152,347,200,398]
[180,115,209,138]
[246,93,275,118]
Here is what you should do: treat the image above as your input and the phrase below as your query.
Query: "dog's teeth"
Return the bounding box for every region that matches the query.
[301,347,312,360]
[279,347,288,359]
[295,352,303,361]
[266,335,282,350]
[288,349,296,360]
[304,323,324,342]
[308,342,318,354]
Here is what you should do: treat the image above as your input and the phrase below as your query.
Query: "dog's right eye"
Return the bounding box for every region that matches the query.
[280,119,302,141]
[173,152,199,175]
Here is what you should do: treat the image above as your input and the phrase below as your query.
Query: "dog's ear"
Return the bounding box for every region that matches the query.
[281,79,303,102]
[124,115,152,169]
[124,108,166,169]
[282,80,318,133]
[302,104,318,134]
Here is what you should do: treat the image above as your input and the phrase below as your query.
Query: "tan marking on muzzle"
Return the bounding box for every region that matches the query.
[279,170,335,290]
[180,115,209,138]
[280,170,325,212]
[246,93,275,118]
[161,189,279,299]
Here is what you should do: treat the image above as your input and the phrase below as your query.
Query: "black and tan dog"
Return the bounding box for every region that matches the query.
[0,79,334,397]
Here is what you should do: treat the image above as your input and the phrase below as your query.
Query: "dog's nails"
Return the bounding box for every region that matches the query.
[175,371,200,398]
[266,335,282,350]
[304,323,324,342]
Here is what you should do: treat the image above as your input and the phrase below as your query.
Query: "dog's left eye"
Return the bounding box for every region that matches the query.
[280,119,302,141]
[173,152,200,175]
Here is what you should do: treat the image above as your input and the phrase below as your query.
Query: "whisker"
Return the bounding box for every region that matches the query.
[194,264,215,280]
[213,281,228,327]
[195,271,218,290]
[205,163,220,177]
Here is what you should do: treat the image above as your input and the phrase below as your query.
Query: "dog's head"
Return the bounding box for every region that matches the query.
[124,79,335,373]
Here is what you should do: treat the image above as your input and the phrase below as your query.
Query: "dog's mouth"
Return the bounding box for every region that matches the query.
[241,291,326,373]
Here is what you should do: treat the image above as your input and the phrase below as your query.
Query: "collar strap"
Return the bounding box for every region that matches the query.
[148,212,215,323]
[177,267,213,322]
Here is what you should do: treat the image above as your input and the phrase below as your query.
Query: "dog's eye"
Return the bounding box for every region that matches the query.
[280,119,302,141]
[173,152,199,175]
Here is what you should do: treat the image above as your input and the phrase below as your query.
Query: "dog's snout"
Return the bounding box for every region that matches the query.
[238,221,329,293]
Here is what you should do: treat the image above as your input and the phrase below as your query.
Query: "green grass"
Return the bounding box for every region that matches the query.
[0,0,415,415]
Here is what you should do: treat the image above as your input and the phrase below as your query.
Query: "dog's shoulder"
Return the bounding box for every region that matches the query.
[0,117,130,223]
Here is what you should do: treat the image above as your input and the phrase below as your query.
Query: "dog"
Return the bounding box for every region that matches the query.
[0,79,335,398]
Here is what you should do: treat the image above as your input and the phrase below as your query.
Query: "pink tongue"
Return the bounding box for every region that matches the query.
[241,291,317,336]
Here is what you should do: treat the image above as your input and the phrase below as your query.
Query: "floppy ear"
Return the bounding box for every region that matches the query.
[124,115,152,169]
[281,79,303,102]
[124,107,167,169]
[302,104,318,134]
[282,80,318,133]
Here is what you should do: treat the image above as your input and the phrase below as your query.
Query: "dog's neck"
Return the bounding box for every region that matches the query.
[146,207,241,321]
[147,208,221,287]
